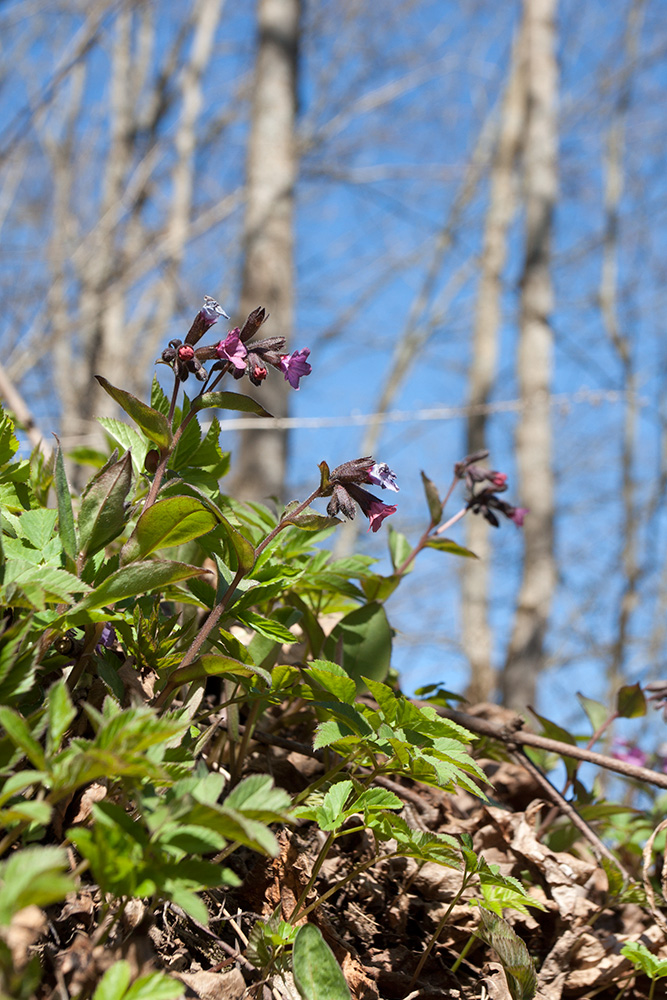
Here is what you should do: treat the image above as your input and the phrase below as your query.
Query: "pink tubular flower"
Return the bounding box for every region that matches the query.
[216,328,247,370]
[490,472,508,488]
[279,348,312,389]
[366,498,398,532]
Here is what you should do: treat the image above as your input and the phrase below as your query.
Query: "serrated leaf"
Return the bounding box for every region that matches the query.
[616,683,646,719]
[98,417,151,475]
[620,941,667,979]
[318,780,353,830]
[305,661,356,705]
[192,391,272,417]
[236,610,297,645]
[224,774,291,821]
[121,495,218,565]
[95,376,172,450]
[424,537,478,558]
[78,450,133,559]
[475,910,537,1000]
[421,471,442,525]
[293,923,351,1000]
[0,846,75,924]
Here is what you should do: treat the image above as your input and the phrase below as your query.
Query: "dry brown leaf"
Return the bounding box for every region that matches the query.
[176,968,245,1000]
[70,781,108,824]
[0,905,46,969]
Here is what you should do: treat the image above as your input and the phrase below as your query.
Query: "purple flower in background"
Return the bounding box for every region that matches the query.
[509,507,528,527]
[367,462,399,493]
[280,348,312,389]
[216,328,248,370]
[96,624,117,653]
[611,739,647,768]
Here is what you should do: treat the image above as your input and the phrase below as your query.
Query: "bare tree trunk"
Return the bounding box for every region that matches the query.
[602,0,645,699]
[463,33,525,704]
[501,0,558,712]
[232,0,301,503]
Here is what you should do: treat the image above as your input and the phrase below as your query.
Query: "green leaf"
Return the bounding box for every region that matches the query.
[124,973,184,1000]
[424,537,478,558]
[621,941,667,980]
[387,526,413,573]
[166,653,271,690]
[223,774,292,822]
[78,450,133,559]
[97,417,151,476]
[304,660,357,705]
[95,376,172,450]
[0,706,46,769]
[616,683,646,719]
[121,495,218,565]
[1,560,90,609]
[281,502,341,531]
[293,924,351,1000]
[576,693,609,734]
[192,391,273,417]
[317,780,353,831]
[46,679,76,756]
[15,507,58,551]
[421,471,442,525]
[475,910,537,1000]
[68,560,209,613]
[0,846,75,925]
[236,610,298,645]
[92,962,132,1000]
[323,602,392,688]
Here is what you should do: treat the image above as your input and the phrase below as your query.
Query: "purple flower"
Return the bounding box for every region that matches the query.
[327,478,397,532]
[367,462,399,493]
[216,328,248,370]
[366,497,398,532]
[611,740,647,768]
[279,349,312,389]
[510,507,528,527]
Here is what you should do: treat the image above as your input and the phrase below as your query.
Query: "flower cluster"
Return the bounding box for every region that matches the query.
[160,298,312,389]
[455,450,528,528]
[322,457,399,532]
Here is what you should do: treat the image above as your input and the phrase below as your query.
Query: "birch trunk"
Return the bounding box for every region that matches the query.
[501,0,558,711]
[232,0,301,503]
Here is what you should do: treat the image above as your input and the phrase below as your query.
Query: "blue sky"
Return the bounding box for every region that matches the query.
[1,0,667,748]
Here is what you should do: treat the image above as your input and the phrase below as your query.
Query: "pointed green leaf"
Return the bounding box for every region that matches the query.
[46,679,76,756]
[92,962,132,1000]
[293,924,351,1000]
[424,537,478,558]
[95,376,172,450]
[54,437,77,560]
[576,693,609,734]
[616,683,646,719]
[97,417,150,475]
[68,560,209,612]
[236,610,298,645]
[0,706,46,768]
[78,450,133,559]
[121,495,218,565]
[192,391,272,417]
[166,653,271,690]
[387,526,413,573]
[421,471,442,525]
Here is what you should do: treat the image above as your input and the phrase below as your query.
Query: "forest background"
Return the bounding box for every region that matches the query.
[0,0,665,733]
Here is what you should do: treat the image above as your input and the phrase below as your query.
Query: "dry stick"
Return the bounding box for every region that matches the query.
[512,747,631,879]
[641,816,667,936]
[439,706,667,790]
